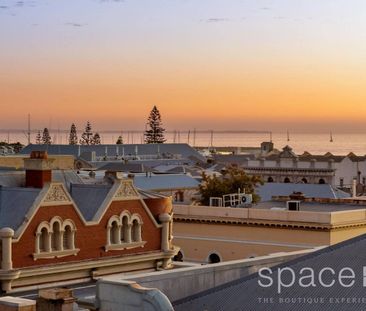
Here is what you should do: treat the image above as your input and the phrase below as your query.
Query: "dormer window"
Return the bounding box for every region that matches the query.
[34,217,79,260]
[105,212,145,252]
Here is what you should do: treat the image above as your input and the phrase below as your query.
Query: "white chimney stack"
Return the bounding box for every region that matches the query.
[352,179,357,198]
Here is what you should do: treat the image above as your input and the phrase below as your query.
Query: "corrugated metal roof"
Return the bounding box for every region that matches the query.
[0,187,41,230]
[137,188,169,199]
[0,171,25,187]
[174,234,366,311]
[98,162,146,173]
[133,174,199,191]
[20,143,206,162]
[257,183,350,202]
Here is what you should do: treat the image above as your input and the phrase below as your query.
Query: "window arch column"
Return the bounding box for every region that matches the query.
[131,220,142,242]
[124,224,132,244]
[35,232,41,254]
[45,231,52,253]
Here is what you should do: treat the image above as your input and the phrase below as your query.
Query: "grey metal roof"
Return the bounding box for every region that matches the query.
[70,184,112,221]
[0,171,25,187]
[137,188,169,199]
[0,166,17,171]
[152,164,183,173]
[133,174,200,191]
[20,144,206,163]
[51,170,84,188]
[174,233,366,311]
[257,183,350,202]
[97,162,147,173]
[0,187,41,230]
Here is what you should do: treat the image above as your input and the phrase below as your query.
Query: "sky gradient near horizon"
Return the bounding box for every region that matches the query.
[1,0,366,132]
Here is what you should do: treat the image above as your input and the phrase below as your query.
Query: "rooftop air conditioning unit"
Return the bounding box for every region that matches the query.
[237,194,253,207]
[287,200,300,211]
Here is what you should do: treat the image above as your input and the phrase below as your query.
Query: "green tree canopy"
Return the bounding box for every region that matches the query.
[116,135,123,144]
[41,128,52,145]
[68,123,78,145]
[198,166,263,205]
[80,121,93,145]
[35,130,41,144]
[144,105,166,144]
[92,132,101,145]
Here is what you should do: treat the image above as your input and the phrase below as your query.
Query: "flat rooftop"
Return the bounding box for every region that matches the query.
[173,201,366,227]
[254,200,366,213]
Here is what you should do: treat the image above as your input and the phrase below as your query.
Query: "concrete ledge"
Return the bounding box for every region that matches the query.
[10,250,176,292]
[0,296,36,311]
[103,248,320,303]
[96,280,174,311]
[173,205,366,226]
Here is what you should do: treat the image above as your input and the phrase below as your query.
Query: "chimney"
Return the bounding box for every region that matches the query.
[24,151,54,188]
[37,288,76,311]
[352,179,357,198]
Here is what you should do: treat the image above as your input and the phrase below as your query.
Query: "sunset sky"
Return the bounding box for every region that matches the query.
[1,0,366,132]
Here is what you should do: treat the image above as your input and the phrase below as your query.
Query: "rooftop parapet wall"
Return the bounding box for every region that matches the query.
[173,205,366,226]
[100,248,318,304]
[272,196,366,205]
[0,155,74,170]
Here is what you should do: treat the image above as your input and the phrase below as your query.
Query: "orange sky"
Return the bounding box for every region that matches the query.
[1,0,366,132]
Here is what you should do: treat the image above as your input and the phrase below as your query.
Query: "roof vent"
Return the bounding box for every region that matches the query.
[289,191,305,201]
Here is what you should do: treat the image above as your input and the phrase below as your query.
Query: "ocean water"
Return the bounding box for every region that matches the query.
[1,131,365,156]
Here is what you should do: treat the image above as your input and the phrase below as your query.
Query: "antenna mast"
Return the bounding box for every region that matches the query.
[27,113,31,145]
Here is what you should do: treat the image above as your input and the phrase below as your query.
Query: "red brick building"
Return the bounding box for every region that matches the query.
[0,151,177,292]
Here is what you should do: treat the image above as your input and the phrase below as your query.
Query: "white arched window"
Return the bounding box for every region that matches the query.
[63,225,72,250]
[39,227,49,253]
[51,221,62,251]
[131,214,143,242]
[62,219,76,251]
[105,212,146,252]
[111,221,120,244]
[107,216,121,247]
[121,215,131,243]
[34,218,78,260]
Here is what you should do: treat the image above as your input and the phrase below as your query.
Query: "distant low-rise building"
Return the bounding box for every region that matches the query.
[20,143,206,169]
[133,173,200,204]
[257,182,350,201]
[173,196,366,263]
[214,144,366,190]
